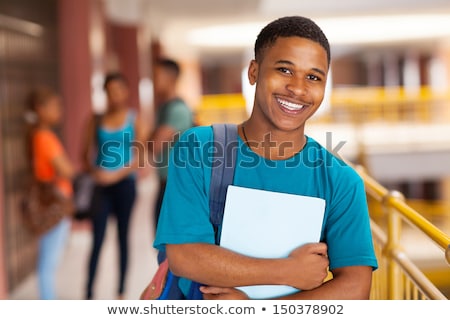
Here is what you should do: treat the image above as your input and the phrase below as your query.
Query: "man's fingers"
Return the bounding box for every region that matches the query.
[306,242,328,255]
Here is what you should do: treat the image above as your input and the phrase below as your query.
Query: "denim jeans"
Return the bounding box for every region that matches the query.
[86,176,136,299]
[38,217,71,299]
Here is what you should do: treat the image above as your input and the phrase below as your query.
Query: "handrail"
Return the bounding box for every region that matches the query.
[388,197,450,255]
[390,248,448,300]
[370,220,448,299]
[354,165,450,265]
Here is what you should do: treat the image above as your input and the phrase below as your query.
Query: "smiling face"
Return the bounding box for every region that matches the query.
[248,36,328,135]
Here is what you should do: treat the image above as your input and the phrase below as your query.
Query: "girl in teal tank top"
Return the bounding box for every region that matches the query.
[83,72,148,300]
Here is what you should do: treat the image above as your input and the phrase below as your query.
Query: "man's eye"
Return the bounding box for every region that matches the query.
[307,74,321,81]
[278,67,292,75]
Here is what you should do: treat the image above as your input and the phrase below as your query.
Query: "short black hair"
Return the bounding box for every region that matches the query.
[156,58,181,79]
[254,16,330,65]
[103,72,128,90]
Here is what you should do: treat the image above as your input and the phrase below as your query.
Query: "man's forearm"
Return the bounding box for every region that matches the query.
[166,243,288,288]
[166,242,330,291]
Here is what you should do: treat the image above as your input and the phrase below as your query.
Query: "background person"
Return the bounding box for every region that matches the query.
[149,58,194,236]
[25,86,75,300]
[81,72,149,300]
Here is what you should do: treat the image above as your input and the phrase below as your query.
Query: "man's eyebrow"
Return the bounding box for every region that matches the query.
[311,67,327,77]
[275,60,294,66]
[275,60,326,77]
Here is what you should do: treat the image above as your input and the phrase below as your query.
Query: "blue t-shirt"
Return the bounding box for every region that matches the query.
[154,126,378,296]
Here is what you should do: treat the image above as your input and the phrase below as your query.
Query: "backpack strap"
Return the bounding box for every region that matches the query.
[209,123,238,244]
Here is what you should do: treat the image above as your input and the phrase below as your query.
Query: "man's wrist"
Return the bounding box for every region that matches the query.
[264,258,291,287]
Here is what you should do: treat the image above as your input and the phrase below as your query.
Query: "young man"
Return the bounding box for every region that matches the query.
[149,58,194,234]
[154,16,378,299]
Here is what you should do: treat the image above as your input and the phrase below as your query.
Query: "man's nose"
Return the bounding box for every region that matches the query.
[286,76,307,96]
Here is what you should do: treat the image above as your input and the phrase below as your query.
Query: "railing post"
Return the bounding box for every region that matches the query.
[446,245,450,266]
[383,190,405,300]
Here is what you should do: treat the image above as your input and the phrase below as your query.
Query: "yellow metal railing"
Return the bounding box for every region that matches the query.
[327,86,450,124]
[354,165,450,300]
[195,93,247,125]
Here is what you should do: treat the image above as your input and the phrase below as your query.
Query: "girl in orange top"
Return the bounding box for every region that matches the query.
[26,86,75,299]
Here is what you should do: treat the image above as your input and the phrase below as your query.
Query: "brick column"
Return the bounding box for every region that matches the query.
[58,0,93,169]
[110,23,141,110]
[0,128,7,299]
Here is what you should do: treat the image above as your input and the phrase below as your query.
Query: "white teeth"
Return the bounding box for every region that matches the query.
[277,98,304,111]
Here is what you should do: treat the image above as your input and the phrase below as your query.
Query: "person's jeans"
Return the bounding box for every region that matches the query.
[38,218,71,299]
[86,177,136,299]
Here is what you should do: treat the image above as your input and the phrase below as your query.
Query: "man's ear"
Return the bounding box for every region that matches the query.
[248,60,258,85]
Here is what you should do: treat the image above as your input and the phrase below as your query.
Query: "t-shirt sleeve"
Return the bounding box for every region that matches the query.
[324,170,378,271]
[34,130,64,165]
[153,127,215,252]
[161,101,192,133]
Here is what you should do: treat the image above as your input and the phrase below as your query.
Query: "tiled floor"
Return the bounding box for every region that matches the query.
[9,172,160,300]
